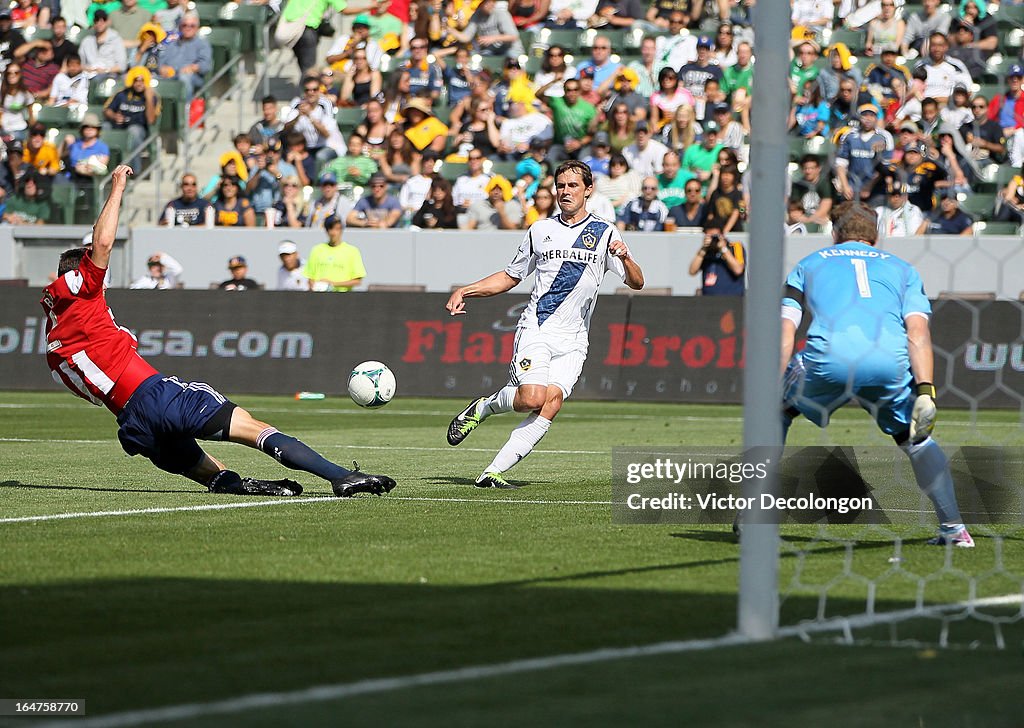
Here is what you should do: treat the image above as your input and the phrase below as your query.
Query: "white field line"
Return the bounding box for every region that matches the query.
[0,495,613,525]
[31,594,1023,728]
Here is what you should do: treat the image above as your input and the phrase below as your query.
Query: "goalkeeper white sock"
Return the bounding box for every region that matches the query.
[902,437,963,527]
[484,414,551,474]
[476,385,517,421]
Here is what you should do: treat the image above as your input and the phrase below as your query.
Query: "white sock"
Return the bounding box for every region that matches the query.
[484,414,551,474]
[901,437,963,527]
[476,385,517,421]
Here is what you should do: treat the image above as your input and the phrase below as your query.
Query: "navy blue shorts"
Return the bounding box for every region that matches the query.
[116,375,236,475]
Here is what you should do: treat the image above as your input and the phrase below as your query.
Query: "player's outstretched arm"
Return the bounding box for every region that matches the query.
[90,164,133,269]
[610,239,644,290]
[906,314,937,443]
[446,271,520,316]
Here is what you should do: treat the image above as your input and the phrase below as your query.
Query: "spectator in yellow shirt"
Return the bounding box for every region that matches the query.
[23,123,60,176]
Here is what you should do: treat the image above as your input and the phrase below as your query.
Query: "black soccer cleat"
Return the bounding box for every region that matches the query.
[475,472,521,489]
[447,396,485,446]
[332,470,397,498]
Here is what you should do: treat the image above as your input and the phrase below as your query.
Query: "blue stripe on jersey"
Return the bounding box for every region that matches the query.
[535,220,609,326]
[537,261,587,326]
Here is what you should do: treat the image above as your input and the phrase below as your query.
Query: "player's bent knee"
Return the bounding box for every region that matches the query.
[226,407,274,446]
[515,385,547,412]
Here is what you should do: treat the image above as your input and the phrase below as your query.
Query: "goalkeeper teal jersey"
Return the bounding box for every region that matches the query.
[782,241,931,386]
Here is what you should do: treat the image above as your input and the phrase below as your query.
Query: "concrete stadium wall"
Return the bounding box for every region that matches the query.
[1,226,1023,299]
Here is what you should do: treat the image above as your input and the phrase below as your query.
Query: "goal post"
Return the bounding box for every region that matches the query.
[737,0,790,641]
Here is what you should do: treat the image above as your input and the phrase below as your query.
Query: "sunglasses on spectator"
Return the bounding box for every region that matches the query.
[972,103,986,109]
[411,43,427,49]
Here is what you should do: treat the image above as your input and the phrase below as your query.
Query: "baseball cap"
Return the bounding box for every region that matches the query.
[703,120,720,133]
[228,255,247,269]
[635,120,650,132]
[324,214,342,229]
[712,101,730,115]
[368,172,388,185]
[858,102,879,115]
[93,8,108,20]
[352,13,371,26]
[938,187,958,200]
[319,171,337,185]
[593,130,611,146]
[29,122,46,136]
[147,254,163,266]
[577,66,595,80]
[899,120,920,133]
[278,241,298,255]
[1008,63,1024,78]
[0,7,11,18]
[904,142,927,155]
[265,137,282,152]
[528,136,550,150]
[697,35,713,48]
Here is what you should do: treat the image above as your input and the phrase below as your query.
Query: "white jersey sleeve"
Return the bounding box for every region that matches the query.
[604,225,627,282]
[505,229,537,281]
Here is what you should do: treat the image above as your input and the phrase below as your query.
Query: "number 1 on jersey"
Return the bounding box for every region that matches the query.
[850,258,872,298]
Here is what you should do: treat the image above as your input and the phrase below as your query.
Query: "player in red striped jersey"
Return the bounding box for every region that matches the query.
[41,165,396,498]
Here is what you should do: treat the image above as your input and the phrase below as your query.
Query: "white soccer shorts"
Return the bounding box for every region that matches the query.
[508,327,588,400]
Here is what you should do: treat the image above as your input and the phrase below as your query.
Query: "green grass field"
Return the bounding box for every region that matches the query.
[1,393,1022,727]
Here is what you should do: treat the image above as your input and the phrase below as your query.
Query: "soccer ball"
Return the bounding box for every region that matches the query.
[347,361,396,408]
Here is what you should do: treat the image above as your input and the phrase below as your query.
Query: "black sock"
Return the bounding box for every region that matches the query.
[256,428,351,482]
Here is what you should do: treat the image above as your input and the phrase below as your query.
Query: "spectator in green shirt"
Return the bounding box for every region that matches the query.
[321,133,379,185]
[657,150,692,208]
[3,173,50,224]
[682,122,724,185]
[536,76,597,162]
[303,215,367,292]
[722,41,754,117]
[789,40,820,98]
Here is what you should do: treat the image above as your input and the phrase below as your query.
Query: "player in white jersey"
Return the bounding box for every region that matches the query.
[444,161,645,488]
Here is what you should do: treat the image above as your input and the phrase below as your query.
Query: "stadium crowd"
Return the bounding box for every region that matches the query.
[2,0,1024,270]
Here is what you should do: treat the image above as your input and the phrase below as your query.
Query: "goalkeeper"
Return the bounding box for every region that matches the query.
[780,201,972,548]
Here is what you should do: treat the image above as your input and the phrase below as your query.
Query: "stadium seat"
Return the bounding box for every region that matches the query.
[432,104,452,126]
[336,106,364,134]
[477,55,508,74]
[49,184,76,225]
[995,3,1024,29]
[366,284,427,291]
[193,2,222,25]
[534,28,582,51]
[579,28,626,51]
[439,161,468,181]
[1002,27,1024,53]
[220,3,269,54]
[153,78,187,132]
[88,77,119,106]
[978,221,1020,235]
[203,27,243,87]
[36,105,72,128]
[995,164,1019,188]
[959,194,993,219]
[487,161,519,179]
[827,27,866,51]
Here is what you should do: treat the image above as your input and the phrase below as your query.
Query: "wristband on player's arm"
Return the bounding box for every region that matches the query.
[916,382,936,399]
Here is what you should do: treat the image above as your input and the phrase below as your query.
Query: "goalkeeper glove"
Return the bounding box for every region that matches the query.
[910,382,937,444]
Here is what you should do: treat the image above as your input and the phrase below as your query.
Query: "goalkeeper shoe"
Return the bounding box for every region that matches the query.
[475,472,520,489]
[447,397,486,446]
[332,470,397,498]
[926,526,975,549]
[209,473,303,496]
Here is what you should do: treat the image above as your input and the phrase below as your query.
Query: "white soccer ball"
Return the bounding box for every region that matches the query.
[347,360,396,408]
